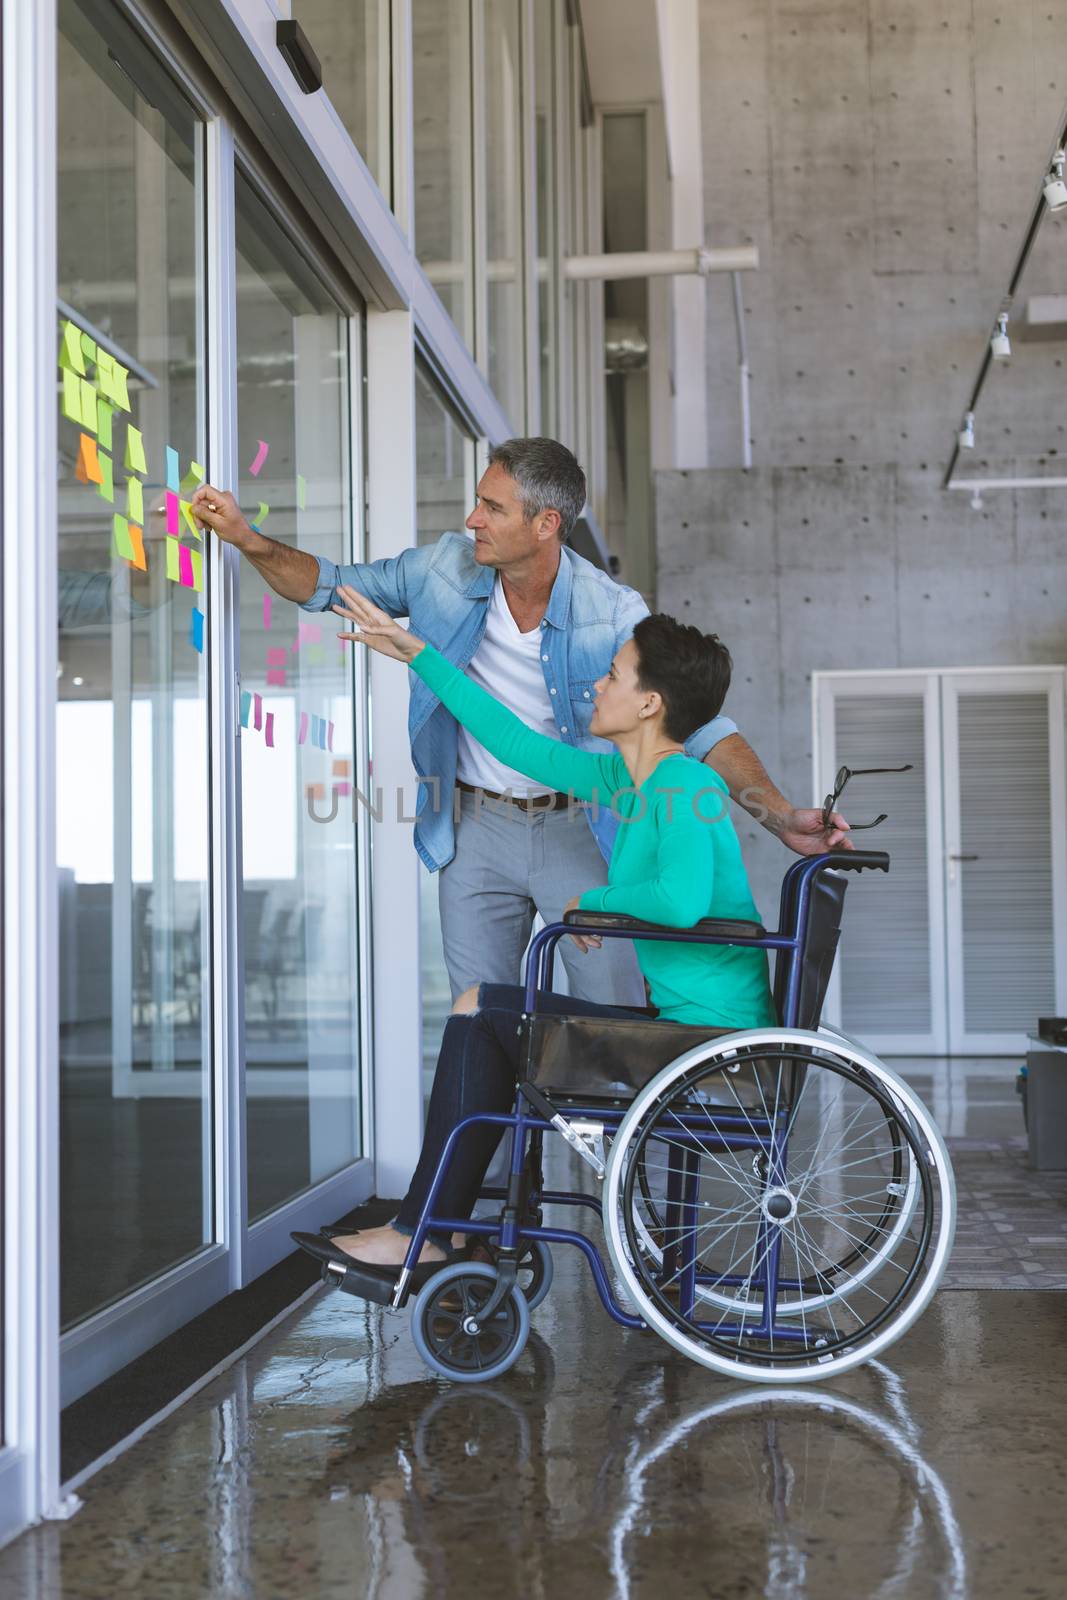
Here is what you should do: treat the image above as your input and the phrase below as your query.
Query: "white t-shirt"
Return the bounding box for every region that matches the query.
[455,578,559,796]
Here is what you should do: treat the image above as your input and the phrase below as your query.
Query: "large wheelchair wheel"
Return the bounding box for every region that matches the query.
[627,1079,921,1317]
[411,1263,530,1383]
[602,1028,955,1383]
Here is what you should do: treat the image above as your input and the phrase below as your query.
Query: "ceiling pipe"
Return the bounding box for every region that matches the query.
[563,244,759,281]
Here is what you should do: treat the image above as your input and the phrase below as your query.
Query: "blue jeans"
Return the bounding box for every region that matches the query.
[394,983,649,1242]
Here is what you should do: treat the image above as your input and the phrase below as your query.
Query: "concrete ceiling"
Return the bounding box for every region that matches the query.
[577,0,663,106]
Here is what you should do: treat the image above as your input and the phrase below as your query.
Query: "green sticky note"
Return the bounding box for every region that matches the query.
[256,501,269,526]
[61,367,82,423]
[112,360,131,412]
[79,378,97,432]
[80,332,97,367]
[127,476,143,524]
[180,499,201,541]
[111,513,135,561]
[165,536,181,583]
[97,399,114,452]
[180,461,205,494]
[59,320,86,376]
[97,450,114,503]
[125,425,147,475]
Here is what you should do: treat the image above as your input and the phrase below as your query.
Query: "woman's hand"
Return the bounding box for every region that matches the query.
[563,893,602,953]
[333,585,426,664]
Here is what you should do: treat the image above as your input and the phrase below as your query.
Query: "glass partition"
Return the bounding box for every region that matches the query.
[234,172,363,1220]
[483,0,525,427]
[56,0,211,1329]
[534,0,558,434]
[295,0,392,197]
[412,0,474,346]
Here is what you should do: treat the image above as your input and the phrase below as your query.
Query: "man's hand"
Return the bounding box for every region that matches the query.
[190,485,261,552]
[333,585,426,664]
[563,894,602,952]
[771,807,853,855]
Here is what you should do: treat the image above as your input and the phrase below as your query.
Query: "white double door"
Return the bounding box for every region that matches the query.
[814,668,1067,1055]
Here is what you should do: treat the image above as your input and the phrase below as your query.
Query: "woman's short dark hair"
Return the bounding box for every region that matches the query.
[631,614,732,743]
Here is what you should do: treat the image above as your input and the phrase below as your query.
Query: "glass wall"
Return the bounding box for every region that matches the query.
[234,173,363,1221]
[56,0,211,1329]
[414,363,475,1108]
[483,0,526,427]
[296,0,392,197]
[412,0,474,346]
[534,0,559,435]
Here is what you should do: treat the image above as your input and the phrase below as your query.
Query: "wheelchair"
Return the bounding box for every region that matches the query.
[321,850,956,1384]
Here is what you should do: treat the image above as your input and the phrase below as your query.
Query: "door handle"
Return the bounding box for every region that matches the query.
[947,853,979,861]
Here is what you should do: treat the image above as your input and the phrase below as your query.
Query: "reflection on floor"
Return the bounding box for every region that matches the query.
[3,1057,1064,1598]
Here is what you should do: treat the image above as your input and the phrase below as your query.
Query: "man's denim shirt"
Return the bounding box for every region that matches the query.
[305,533,738,872]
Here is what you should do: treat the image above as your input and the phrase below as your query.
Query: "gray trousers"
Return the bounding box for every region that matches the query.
[437,789,645,1007]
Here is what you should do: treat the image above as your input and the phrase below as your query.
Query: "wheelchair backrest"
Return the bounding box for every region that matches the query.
[772,870,847,1028]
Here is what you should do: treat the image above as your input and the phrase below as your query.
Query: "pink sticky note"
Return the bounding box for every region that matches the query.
[263,593,272,630]
[249,439,269,477]
[327,721,335,751]
[166,491,179,535]
[266,647,287,666]
[297,711,308,745]
[293,621,323,654]
[266,670,286,686]
[178,544,194,588]
[264,712,275,748]
[253,693,263,731]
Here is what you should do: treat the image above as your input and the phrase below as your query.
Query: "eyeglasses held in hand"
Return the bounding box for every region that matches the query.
[821,763,914,832]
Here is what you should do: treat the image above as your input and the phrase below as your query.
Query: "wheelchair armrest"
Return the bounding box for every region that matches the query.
[563,909,765,940]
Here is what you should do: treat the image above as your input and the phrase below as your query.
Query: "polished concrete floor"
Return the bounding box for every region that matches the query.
[4,1060,1064,1599]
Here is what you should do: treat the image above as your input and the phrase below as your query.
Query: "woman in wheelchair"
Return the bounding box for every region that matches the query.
[293,589,778,1297]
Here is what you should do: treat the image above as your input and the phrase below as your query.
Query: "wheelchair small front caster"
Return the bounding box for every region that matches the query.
[477,1238,554,1310]
[411,1263,530,1382]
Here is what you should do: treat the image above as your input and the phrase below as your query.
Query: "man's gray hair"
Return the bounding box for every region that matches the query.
[487,437,587,541]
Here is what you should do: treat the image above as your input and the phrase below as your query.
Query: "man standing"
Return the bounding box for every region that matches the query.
[191,438,848,1008]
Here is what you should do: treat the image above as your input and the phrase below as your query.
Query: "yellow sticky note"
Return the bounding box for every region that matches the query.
[111,514,135,562]
[59,320,86,375]
[61,368,95,429]
[165,536,181,583]
[180,461,205,494]
[97,450,114,503]
[180,499,201,541]
[189,548,204,593]
[81,332,97,368]
[126,476,143,524]
[97,399,114,452]
[255,502,269,526]
[79,378,97,432]
[112,360,131,412]
[125,426,147,475]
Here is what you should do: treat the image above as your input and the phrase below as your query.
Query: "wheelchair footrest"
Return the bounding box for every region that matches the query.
[320,1259,397,1306]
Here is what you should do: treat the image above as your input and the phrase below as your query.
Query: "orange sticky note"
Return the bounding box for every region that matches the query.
[127,524,146,572]
[75,432,103,486]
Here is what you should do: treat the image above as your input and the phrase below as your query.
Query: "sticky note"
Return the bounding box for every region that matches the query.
[75,433,103,486]
[180,500,200,541]
[166,492,179,535]
[96,450,114,503]
[190,608,204,653]
[95,351,129,410]
[266,670,286,686]
[111,514,135,561]
[180,461,205,494]
[81,332,97,367]
[263,594,272,631]
[294,622,322,652]
[165,537,181,582]
[249,439,269,476]
[59,319,86,375]
[96,400,114,452]
[190,549,203,592]
[255,502,269,527]
[267,647,287,666]
[165,447,180,493]
[178,545,193,588]
[298,712,308,745]
[332,760,350,777]
[253,693,263,731]
[306,782,325,801]
[264,712,275,748]
[61,370,97,430]
[296,473,307,510]
[127,524,146,572]
[327,721,335,752]
[127,477,144,524]
[125,426,147,475]
[240,691,252,728]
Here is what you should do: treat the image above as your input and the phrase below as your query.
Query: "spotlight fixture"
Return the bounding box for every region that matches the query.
[1044,150,1067,212]
[958,411,975,449]
[991,313,1011,360]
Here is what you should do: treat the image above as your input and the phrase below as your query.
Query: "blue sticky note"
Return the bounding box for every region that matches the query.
[190,608,204,653]
[240,691,251,728]
[165,446,180,493]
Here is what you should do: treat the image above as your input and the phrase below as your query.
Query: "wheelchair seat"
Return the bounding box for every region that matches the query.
[526,872,849,1104]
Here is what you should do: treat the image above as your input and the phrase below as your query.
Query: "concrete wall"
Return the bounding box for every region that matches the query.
[653,1,1067,915]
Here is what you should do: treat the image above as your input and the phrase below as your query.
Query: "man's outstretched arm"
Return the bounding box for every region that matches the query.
[705,732,852,856]
[191,486,319,602]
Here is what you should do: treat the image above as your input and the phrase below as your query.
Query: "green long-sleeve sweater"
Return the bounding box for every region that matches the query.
[411,644,776,1028]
